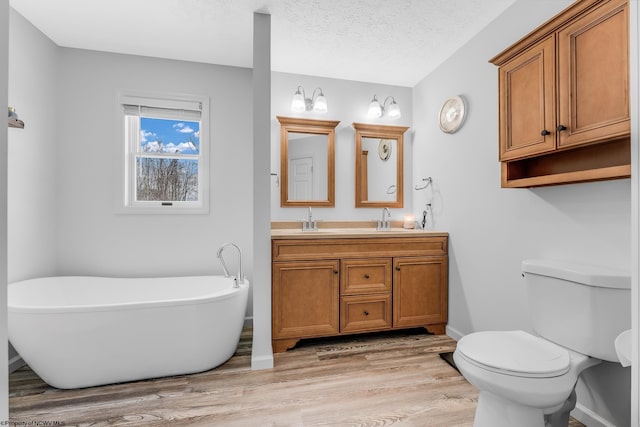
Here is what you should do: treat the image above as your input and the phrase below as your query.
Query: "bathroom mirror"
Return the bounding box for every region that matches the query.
[353,122,408,208]
[278,116,340,207]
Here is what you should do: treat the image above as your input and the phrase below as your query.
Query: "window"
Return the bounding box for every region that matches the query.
[118,91,209,213]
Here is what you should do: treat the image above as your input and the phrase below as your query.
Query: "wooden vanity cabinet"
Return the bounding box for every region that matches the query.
[272,235,448,352]
[492,0,630,187]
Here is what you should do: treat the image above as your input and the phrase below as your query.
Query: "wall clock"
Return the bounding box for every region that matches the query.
[439,95,466,134]
[378,139,392,161]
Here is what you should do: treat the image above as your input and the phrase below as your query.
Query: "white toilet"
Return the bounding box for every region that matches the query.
[453,259,631,427]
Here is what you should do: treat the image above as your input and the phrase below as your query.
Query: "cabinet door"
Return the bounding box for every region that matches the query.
[393,256,448,328]
[272,260,340,339]
[498,36,556,161]
[557,0,629,149]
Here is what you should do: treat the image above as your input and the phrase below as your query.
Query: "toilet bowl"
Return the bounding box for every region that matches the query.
[454,331,600,427]
[453,260,630,427]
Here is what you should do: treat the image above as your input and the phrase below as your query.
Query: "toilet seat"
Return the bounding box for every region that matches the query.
[455,330,570,378]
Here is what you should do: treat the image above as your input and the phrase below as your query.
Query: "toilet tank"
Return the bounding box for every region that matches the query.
[522,259,631,362]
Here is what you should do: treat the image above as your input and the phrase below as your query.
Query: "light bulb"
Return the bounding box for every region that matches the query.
[387,100,401,119]
[368,97,382,118]
[313,93,328,113]
[291,90,305,112]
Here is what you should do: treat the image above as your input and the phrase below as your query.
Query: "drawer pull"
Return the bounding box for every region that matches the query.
[364,274,370,279]
[364,311,369,316]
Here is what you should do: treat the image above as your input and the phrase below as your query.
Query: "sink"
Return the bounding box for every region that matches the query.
[615,329,631,367]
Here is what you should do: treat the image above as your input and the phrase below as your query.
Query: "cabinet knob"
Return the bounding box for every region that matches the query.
[540,129,551,136]
[556,124,567,132]
[395,266,401,271]
[364,274,370,279]
[333,270,338,274]
[364,311,369,316]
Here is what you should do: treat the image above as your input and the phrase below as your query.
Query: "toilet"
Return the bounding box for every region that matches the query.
[453,259,631,427]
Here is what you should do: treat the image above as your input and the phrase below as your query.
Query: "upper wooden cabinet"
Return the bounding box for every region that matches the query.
[491,0,630,187]
[557,0,629,149]
[497,36,556,161]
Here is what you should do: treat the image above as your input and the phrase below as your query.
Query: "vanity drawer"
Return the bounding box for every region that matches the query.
[341,258,392,295]
[340,294,392,333]
[272,236,448,261]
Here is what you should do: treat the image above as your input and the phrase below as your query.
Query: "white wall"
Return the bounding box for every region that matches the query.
[0,0,9,420]
[412,1,631,425]
[53,49,255,315]
[8,10,58,284]
[7,8,59,372]
[271,72,413,222]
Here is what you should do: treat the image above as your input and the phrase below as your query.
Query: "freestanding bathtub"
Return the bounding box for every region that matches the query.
[8,275,249,389]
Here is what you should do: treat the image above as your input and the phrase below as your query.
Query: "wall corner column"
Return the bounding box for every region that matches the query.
[629,0,640,424]
[251,11,274,370]
[0,0,10,419]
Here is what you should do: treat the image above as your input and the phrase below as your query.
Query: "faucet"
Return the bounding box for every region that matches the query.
[377,207,391,230]
[216,243,244,287]
[302,206,318,232]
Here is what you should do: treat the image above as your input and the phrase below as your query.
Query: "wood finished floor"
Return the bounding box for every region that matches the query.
[9,328,585,427]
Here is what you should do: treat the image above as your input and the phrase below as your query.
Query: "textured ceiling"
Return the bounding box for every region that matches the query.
[10,0,516,87]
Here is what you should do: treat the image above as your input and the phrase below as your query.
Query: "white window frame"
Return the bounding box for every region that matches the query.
[116,90,210,214]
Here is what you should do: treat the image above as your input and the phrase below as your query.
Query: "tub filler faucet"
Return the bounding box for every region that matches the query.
[217,243,244,287]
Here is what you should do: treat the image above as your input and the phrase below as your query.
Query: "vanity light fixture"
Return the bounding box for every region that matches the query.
[367,95,401,119]
[291,86,328,113]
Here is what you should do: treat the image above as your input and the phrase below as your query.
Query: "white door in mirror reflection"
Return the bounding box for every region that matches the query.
[289,157,313,200]
[287,133,328,201]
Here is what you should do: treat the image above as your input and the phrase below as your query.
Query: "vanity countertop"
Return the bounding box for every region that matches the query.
[271,221,448,239]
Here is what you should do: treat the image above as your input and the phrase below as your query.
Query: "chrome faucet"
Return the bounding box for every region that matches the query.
[377,207,391,230]
[216,242,244,287]
[302,206,318,232]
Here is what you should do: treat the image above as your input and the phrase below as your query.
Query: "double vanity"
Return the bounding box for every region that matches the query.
[273,116,447,352]
[271,221,448,352]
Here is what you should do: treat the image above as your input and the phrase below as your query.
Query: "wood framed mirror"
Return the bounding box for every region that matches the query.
[353,122,408,208]
[278,116,340,207]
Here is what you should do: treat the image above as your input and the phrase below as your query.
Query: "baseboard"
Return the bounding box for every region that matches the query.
[244,316,273,369]
[251,353,274,370]
[446,325,464,341]
[243,316,253,328]
[571,403,615,427]
[8,354,25,373]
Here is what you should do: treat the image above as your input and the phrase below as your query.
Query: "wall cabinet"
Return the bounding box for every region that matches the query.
[272,234,448,353]
[491,0,630,187]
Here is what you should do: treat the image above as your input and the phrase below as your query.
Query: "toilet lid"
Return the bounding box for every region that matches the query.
[456,330,570,378]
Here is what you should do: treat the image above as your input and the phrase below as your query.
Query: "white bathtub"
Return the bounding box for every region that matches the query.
[8,275,249,389]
